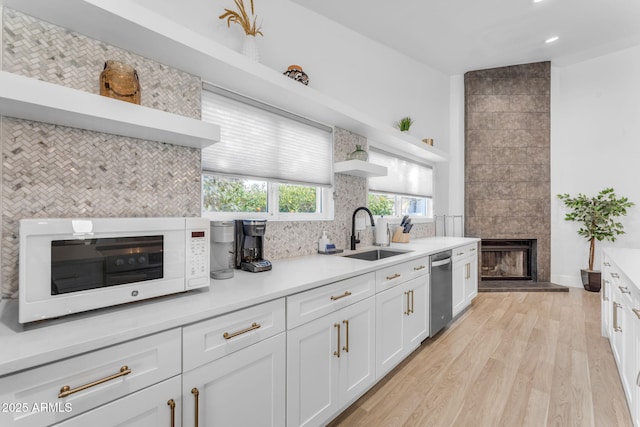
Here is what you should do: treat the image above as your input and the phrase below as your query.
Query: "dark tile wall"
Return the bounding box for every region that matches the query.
[464,62,550,281]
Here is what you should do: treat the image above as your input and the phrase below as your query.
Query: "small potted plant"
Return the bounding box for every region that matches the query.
[557,188,634,291]
[395,117,414,132]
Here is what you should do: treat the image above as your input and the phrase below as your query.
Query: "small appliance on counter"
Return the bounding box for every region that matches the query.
[235,219,272,273]
[210,221,235,280]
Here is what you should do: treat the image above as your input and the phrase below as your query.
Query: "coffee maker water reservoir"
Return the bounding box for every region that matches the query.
[210,221,235,279]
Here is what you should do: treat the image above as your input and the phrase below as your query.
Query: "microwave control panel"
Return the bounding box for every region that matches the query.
[186,219,210,289]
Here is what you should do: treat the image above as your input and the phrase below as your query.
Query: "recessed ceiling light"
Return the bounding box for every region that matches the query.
[545,36,559,44]
[533,0,545,3]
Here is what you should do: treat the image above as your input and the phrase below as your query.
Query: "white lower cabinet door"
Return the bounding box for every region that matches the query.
[375,283,407,379]
[405,276,429,349]
[52,376,181,427]
[338,297,376,405]
[287,313,340,427]
[464,256,478,303]
[183,332,286,427]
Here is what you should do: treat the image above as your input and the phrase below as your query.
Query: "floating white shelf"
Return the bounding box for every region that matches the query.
[2,0,447,163]
[0,71,220,149]
[334,160,387,178]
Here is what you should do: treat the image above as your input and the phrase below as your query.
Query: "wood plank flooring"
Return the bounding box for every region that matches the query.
[328,289,633,427]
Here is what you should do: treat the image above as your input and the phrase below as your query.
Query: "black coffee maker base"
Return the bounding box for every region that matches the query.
[241,260,272,273]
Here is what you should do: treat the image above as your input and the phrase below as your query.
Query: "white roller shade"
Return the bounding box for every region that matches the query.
[201,85,333,187]
[368,149,433,197]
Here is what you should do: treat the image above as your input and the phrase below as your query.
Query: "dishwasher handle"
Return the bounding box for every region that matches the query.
[431,258,451,267]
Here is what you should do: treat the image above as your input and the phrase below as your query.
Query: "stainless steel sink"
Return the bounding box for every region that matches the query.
[343,249,412,261]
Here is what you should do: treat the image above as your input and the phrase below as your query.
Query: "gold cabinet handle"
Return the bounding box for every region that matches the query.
[613,302,622,332]
[334,323,341,358]
[470,247,476,252]
[611,272,620,278]
[167,399,176,427]
[58,365,131,398]
[602,280,609,301]
[413,265,426,271]
[619,286,631,294]
[632,308,640,319]
[330,291,352,301]
[637,369,640,387]
[410,290,415,314]
[223,322,261,340]
[191,387,200,427]
[404,291,411,315]
[342,319,349,353]
[603,262,611,267]
[386,273,401,280]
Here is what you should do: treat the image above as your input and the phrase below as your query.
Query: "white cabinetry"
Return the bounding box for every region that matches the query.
[0,329,181,427]
[375,276,428,379]
[286,275,376,427]
[602,250,640,427]
[182,299,286,427]
[452,243,478,317]
[374,256,429,379]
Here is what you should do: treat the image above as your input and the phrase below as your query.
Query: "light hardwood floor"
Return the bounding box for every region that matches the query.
[329,289,633,427]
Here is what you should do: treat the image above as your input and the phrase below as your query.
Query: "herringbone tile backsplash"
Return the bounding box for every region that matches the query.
[1,8,202,298]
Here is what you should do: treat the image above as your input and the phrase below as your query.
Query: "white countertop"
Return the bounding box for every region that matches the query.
[0,236,477,376]
[603,247,640,291]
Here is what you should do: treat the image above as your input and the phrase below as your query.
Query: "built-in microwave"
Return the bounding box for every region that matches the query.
[18,217,210,323]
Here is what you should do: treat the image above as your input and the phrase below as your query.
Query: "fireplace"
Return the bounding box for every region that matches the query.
[481,239,537,281]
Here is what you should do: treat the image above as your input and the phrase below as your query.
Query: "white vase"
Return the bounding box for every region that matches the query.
[241,36,260,62]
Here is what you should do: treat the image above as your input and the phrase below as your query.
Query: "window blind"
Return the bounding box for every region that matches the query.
[201,85,333,187]
[368,148,433,197]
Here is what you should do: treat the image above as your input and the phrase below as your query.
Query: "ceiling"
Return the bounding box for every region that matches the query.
[289,0,640,75]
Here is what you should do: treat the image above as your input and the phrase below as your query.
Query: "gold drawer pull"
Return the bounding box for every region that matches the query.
[330,291,352,301]
[223,322,261,340]
[192,388,200,427]
[611,272,620,278]
[413,265,426,271]
[386,273,401,280]
[58,365,131,398]
[342,319,350,353]
[619,286,631,294]
[613,302,622,332]
[167,399,176,427]
[603,262,611,267]
[456,252,464,256]
[632,308,640,319]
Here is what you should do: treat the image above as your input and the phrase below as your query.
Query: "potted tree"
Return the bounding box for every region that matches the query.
[557,188,634,291]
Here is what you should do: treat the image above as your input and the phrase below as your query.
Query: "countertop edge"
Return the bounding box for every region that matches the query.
[0,237,478,376]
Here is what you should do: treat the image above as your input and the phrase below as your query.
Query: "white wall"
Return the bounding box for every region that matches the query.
[131,0,450,149]
[551,45,640,287]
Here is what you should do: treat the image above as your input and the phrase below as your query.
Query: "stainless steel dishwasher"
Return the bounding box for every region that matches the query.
[430,250,452,336]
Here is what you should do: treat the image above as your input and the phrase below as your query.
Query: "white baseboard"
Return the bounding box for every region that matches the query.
[550,274,583,288]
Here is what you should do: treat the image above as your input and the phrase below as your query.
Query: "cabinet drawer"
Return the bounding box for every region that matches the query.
[287,273,375,329]
[0,329,181,427]
[51,376,182,427]
[452,243,478,263]
[183,298,285,371]
[375,257,429,293]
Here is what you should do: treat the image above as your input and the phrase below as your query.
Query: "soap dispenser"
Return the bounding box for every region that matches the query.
[318,230,329,253]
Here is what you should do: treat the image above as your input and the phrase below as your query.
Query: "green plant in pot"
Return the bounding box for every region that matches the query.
[557,188,634,292]
[395,116,414,132]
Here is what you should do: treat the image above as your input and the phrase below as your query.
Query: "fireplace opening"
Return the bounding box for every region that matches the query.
[481,239,537,281]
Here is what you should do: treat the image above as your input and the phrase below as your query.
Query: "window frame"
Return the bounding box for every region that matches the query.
[367,190,434,223]
[201,173,334,222]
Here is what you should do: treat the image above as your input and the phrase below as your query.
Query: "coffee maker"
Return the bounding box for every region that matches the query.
[210,221,235,280]
[235,219,272,273]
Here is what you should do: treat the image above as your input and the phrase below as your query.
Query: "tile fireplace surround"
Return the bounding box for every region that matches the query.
[464,62,550,282]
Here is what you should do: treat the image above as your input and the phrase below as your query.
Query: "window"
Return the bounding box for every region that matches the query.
[368,148,433,219]
[200,84,334,220]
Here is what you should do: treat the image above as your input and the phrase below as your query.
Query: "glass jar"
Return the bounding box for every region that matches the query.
[347,144,368,162]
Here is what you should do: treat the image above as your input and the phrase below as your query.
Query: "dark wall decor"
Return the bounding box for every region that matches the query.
[464,62,551,281]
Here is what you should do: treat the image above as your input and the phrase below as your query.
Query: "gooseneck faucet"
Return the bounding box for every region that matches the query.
[351,206,375,250]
